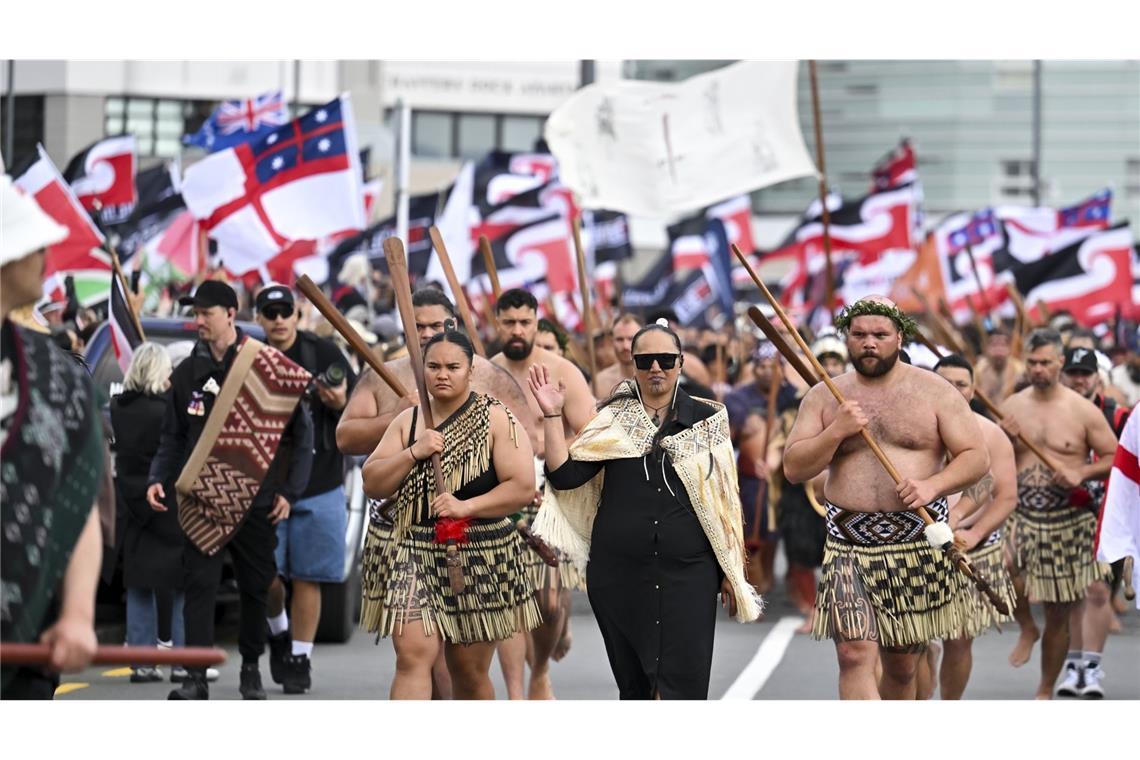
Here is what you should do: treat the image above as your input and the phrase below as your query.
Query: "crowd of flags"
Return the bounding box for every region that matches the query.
[6,87,1139,360]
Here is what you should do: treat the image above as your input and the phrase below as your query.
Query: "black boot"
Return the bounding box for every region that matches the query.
[239,662,267,700]
[168,670,209,700]
[267,631,291,685]
[281,654,312,695]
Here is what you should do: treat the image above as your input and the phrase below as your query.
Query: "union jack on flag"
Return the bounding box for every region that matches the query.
[183,90,289,153]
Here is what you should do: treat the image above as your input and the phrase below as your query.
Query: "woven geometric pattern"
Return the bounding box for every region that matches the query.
[404,518,542,644]
[1008,506,1110,603]
[825,499,949,546]
[178,340,308,555]
[812,533,970,648]
[946,540,1016,638]
[1016,463,1071,512]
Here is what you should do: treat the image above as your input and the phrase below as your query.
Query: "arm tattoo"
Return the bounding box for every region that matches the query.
[962,472,994,506]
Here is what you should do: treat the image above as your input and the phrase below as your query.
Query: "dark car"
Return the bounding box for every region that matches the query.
[86,317,365,643]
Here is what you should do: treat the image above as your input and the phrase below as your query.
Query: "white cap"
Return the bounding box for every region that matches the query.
[1,175,68,268]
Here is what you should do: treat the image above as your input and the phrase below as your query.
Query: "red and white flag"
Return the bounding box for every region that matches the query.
[62,135,137,214]
[13,145,111,304]
[181,94,365,276]
[1097,404,1140,607]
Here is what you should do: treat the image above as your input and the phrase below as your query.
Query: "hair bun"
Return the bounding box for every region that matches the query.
[655,318,669,327]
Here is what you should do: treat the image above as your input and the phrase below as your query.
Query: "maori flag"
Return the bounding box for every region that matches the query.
[63,135,138,225]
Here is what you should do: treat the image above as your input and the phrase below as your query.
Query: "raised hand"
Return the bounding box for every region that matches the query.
[528,364,565,417]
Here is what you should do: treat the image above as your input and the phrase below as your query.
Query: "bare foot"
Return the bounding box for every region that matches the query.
[1009,626,1040,668]
[552,627,572,662]
[528,671,555,700]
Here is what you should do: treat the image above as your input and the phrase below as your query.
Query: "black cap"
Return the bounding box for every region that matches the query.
[179,280,238,310]
[1063,346,1098,374]
[255,284,295,312]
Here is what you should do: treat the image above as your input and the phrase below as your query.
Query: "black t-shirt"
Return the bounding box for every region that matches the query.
[283,331,357,498]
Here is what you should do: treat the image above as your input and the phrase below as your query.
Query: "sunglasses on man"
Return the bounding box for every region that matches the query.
[261,305,295,321]
[633,353,681,371]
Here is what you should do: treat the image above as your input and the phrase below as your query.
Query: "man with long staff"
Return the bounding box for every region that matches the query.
[996,328,1117,698]
[739,257,991,698]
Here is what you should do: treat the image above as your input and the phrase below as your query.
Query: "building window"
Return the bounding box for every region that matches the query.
[500,115,544,152]
[1126,157,1140,198]
[410,110,547,159]
[412,111,453,158]
[105,96,217,158]
[457,113,496,159]
[0,95,45,166]
[998,158,1038,199]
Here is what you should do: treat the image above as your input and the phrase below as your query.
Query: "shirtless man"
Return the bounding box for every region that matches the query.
[491,288,596,699]
[783,296,989,700]
[932,354,1019,700]
[997,328,1117,699]
[337,288,539,700]
[974,327,1024,403]
[593,314,642,398]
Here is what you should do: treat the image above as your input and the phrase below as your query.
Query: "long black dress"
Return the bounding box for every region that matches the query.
[545,390,722,699]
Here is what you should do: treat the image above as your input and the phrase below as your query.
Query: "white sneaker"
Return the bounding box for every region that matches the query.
[1079,666,1105,699]
[1054,663,1083,697]
[171,666,221,683]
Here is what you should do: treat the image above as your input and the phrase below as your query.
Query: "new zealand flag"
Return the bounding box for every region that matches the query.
[183,90,289,153]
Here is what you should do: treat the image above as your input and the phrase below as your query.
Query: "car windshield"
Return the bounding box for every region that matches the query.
[90,319,264,399]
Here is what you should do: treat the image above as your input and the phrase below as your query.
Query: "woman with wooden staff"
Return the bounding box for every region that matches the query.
[532,319,762,699]
[779,296,991,700]
[361,242,540,700]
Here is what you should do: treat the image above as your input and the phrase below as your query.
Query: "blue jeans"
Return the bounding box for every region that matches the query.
[126,587,186,654]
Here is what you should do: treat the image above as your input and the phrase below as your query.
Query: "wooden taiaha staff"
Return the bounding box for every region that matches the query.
[963,244,995,324]
[910,330,1063,474]
[297,275,410,398]
[808,60,837,318]
[384,238,464,594]
[571,217,600,397]
[1006,282,1027,358]
[0,644,225,667]
[732,244,1010,615]
[745,305,817,388]
[428,226,487,357]
[1124,556,1136,601]
[479,235,502,301]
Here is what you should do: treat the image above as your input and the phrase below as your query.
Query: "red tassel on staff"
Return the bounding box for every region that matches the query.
[434,518,471,545]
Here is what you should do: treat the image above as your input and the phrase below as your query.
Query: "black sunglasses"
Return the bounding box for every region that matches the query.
[633,353,681,371]
[261,305,295,321]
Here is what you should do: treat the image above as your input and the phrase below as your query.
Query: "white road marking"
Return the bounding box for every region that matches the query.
[721,616,804,700]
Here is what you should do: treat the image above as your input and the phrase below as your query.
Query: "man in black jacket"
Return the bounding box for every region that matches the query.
[146,280,313,700]
[255,284,356,695]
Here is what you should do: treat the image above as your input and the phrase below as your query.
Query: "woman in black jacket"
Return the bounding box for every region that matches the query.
[110,343,192,683]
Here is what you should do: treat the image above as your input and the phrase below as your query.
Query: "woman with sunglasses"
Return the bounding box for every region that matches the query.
[529,320,762,699]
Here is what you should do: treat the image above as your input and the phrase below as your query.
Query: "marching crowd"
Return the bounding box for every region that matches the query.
[2,173,1138,701]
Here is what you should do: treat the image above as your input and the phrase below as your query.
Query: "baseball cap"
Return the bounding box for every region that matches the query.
[0,175,68,267]
[255,284,295,312]
[178,280,238,310]
[1062,346,1098,374]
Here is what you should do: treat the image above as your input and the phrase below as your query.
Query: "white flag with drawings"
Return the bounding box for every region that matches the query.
[544,60,817,219]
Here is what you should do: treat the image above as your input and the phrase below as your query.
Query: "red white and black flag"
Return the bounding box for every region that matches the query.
[110,270,143,373]
[1006,222,1136,325]
[63,135,138,224]
[870,139,917,192]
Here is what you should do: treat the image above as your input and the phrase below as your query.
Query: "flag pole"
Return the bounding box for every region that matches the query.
[428,226,487,357]
[478,235,502,301]
[808,60,836,318]
[571,217,600,396]
[92,199,146,341]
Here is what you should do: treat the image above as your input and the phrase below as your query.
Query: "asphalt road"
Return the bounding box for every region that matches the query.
[58,586,1140,701]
